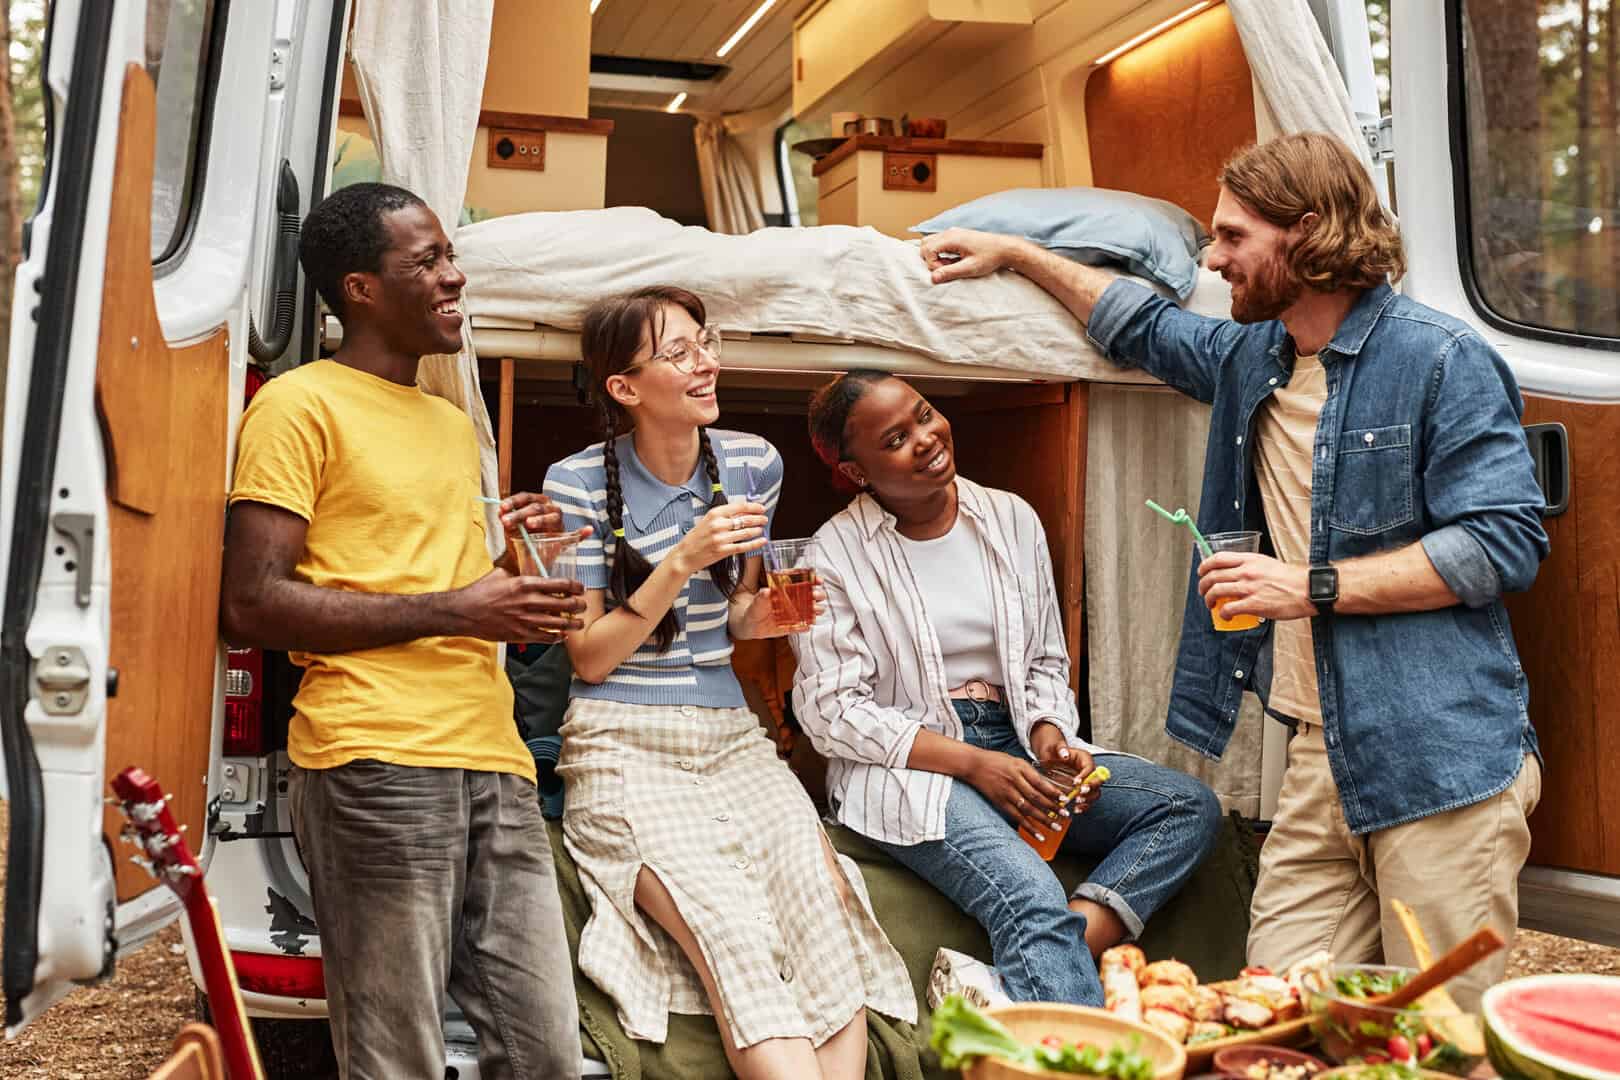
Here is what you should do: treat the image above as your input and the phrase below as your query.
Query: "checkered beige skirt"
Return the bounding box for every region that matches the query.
[557,698,916,1049]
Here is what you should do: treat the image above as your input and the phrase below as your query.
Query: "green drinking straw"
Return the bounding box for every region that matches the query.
[476,495,544,573]
[1145,498,1214,559]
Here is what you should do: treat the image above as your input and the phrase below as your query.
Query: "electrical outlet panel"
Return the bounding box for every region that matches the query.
[883,152,937,192]
[489,129,546,171]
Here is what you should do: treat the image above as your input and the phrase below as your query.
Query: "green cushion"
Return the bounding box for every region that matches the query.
[549,811,1258,1079]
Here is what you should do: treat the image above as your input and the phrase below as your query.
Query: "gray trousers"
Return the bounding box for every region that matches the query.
[290,759,582,1080]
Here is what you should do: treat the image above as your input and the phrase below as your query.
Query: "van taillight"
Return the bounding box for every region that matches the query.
[224,647,264,755]
[224,369,272,757]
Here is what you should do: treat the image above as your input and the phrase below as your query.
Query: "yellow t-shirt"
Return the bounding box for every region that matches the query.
[228,360,533,782]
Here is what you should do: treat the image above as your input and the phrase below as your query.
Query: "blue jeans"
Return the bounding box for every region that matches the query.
[872,700,1222,1006]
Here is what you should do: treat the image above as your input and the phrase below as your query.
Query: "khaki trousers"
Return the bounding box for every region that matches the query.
[1247,723,1541,1011]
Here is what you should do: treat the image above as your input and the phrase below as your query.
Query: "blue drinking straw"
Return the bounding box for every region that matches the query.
[745,464,767,540]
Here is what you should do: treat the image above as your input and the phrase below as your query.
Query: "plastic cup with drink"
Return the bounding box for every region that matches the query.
[762,537,819,633]
[1201,530,1263,631]
[1016,762,1112,861]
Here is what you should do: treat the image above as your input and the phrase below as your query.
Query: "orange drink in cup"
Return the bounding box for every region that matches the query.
[1201,531,1263,632]
[1016,764,1110,861]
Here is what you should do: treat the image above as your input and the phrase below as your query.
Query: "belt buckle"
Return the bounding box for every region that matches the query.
[963,679,990,702]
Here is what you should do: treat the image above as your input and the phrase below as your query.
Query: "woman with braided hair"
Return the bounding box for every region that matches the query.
[541,287,913,1080]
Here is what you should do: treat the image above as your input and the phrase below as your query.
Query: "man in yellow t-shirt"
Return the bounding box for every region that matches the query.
[221,183,587,1080]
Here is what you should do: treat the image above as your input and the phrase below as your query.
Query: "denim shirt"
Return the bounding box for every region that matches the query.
[1087,280,1548,834]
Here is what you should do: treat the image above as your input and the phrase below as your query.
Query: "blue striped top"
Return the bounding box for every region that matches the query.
[542,429,784,707]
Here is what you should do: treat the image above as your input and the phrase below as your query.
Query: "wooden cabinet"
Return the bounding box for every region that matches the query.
[792,0,1034,118]
[813,135,1044,238]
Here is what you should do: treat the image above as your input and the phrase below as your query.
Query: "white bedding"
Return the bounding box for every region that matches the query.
[456,207,1232,382]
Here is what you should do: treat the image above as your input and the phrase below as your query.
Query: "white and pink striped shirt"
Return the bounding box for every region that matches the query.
[790,478,1105,846]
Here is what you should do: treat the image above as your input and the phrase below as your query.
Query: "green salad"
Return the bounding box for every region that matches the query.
[930,996,1157,1079]
[1332,969,1411,999]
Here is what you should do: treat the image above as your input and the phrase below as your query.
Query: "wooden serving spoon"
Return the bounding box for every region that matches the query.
[1389,900,1486,1055]
[1329,926,1505,1030]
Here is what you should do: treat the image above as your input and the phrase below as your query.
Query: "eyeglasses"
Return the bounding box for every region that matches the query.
[631,325,723,374]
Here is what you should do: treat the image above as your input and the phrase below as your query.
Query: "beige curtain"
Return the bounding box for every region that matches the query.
[351,0,504,557]
[694,117,768,235]
[1085,386,1266,817]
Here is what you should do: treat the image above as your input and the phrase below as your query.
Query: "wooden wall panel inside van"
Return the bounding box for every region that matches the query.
[1505,398,1620,876]
[1082,3,1255,227]
[94,66,225,902]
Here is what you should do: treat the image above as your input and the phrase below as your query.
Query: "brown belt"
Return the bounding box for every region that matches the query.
[947,679,1003,703]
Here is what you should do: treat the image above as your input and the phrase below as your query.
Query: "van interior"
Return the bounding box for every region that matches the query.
[6,0,1619,1069]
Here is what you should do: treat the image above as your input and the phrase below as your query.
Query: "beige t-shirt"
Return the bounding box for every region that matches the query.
[1254,353,1326,724]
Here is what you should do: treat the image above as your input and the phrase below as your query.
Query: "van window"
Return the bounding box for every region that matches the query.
[1459,0,1618,341]
[146,0,218,262]
[776,118,828,227]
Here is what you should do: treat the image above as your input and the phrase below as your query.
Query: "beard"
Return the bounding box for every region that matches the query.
[1226,249,1303,324]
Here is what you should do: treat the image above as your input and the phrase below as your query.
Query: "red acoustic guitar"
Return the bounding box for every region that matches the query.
[112,765,266,1080]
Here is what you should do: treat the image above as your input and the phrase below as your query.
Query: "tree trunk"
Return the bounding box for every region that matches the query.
[0,0,18,413]
[1572,0,1594,332]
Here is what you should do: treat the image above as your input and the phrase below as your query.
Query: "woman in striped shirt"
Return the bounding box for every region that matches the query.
[542,289,913,1080]
[793,370,1223,1009]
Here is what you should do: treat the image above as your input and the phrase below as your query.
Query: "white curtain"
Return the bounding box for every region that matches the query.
[694,117,768,235]
[1085,387,1266,817]
[1226,0,1379,179]
[350,0,504,557]
[1085,0,1372,814]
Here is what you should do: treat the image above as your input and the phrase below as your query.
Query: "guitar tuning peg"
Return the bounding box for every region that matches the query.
[164,794,174,803]
[118,826,140,845]
[129,855,155,875]
[104,796,121,807]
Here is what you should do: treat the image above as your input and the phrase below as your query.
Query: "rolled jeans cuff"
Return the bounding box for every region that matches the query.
[1071,882,1145,941]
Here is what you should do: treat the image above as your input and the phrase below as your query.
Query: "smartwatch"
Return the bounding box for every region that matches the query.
[1308,564,1339,614]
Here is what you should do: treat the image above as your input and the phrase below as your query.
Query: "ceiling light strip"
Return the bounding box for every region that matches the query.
[717,0,779,58]
[1093,1,1213,66]
[665,92,688,113]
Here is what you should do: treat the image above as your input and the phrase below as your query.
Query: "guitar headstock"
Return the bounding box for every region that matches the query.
[111,765,201,893]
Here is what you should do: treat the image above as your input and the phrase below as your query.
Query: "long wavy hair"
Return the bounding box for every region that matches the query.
[1219,132,1405,292]
[580,285,740,653]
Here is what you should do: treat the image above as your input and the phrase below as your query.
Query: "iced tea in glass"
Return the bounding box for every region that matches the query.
[763,538,818,633]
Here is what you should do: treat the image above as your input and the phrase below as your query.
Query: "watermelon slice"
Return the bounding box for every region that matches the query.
[1482,974,1620,1080]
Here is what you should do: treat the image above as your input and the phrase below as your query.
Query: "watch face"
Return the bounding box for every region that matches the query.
[1309,567,1337,602]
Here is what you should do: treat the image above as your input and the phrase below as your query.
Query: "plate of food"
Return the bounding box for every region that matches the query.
[1098,946,1333,1072]
[930,994,1186,1079]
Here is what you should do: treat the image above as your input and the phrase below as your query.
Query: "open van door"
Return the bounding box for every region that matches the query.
[2,0,277,1030]
[1394,1,1620,944]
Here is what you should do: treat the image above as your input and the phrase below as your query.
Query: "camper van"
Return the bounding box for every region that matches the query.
[2,0,1615,1075]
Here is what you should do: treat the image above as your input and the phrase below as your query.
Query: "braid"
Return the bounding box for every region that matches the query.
[698,427,742,599]
[602,416,680,652]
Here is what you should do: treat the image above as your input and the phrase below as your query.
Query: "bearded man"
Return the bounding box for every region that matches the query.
[921,133,1547,1010]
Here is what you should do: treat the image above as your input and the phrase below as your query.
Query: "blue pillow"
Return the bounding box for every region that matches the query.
[911,187,1210,300]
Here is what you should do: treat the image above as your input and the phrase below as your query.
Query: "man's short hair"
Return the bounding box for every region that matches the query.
[1220,133,1405,292]
[298,183,428,321]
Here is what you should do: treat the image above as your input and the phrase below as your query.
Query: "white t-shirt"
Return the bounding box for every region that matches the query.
[897,516,1002,688]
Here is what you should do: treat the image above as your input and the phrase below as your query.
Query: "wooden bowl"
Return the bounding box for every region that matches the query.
[963,1003,1187,1080]
[1316,1069,1456,1080]
[1212,1044,1326,1079]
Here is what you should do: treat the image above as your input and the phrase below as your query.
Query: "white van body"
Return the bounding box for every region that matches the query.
[3,1,1615,1076]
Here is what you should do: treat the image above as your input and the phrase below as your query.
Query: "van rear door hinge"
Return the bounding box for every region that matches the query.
[33,645,90,715]
[1362,115,1394,162]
